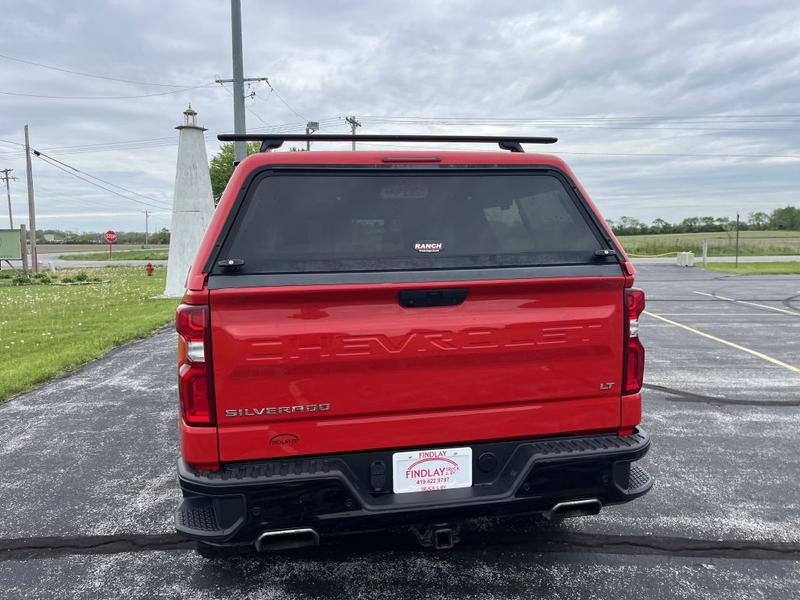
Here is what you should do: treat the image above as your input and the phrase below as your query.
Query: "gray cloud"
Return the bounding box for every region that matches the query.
[1,0,799,231]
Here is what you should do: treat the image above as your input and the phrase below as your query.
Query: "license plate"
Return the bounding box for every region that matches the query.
[392,446,472,494]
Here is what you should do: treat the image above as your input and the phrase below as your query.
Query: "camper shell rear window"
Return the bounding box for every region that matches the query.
[211,169,615,275]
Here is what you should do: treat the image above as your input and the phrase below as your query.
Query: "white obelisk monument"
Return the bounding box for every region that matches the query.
[164,106,215,297]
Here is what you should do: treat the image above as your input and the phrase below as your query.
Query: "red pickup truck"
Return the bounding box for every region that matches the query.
[175,134,652,557]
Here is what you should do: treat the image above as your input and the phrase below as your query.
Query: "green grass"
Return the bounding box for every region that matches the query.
[0,266,177,402]
[58,249,168,261]
[617,230,800,257]
[704,261,800,275]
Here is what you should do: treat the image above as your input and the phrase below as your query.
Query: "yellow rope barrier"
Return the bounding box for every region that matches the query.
[627,252,681,258]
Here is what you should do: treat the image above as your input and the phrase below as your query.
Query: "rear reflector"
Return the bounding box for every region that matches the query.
[176,304,215,426]
[623,288,646,394]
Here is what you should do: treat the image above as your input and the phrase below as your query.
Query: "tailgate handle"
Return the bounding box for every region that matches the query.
[399,288,468,308]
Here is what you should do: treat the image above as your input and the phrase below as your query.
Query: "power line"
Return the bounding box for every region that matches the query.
[0,133,218,160]
[36,154,169,210]
[0,52,206,88]
[0,122,334,159]
[248,117,341,135]
[32,150,171,207]
[22,136,176,153]
[265,80,307,121]
[360,113,800,122]
[0,84,215,100]
[218,83,273,129]
[0,139,186,160]
[0,138,25,147]
[361,116,799,133]
[352,141,800,160]
[556,150,800,160]
[4,130,796,162]
[0,122,322,161]
[34,154,170,210]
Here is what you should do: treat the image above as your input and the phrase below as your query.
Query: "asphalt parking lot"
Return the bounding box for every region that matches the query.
[1,263,799,599]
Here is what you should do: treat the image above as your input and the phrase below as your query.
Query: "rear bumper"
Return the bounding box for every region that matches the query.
[176,428,653,546]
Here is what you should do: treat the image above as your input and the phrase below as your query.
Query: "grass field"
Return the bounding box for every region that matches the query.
[0,267,177,402]
[617,230,800,257]
[58,249,168,261]
[705,261,800,275]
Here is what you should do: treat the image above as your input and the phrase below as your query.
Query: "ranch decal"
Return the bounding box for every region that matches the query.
[414,240,444,253]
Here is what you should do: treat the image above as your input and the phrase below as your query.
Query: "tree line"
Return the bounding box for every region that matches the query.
[36,228,171,245]
[607,206,800,236]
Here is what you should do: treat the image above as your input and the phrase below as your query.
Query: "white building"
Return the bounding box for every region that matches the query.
[164,106,215,297]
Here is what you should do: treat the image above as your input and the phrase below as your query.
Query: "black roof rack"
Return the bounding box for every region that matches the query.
[217,133,558,153]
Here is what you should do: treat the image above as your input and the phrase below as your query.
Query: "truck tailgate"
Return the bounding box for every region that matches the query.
[211,276,625,462]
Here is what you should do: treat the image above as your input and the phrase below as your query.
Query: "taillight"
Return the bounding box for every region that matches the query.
[623,288,646,394]
[176,304,215,426]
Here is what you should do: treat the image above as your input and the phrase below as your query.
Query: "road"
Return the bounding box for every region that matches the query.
[634,254,800,263]
[1,263,799,599]
[3,250,167,270]
[33,253,168,269]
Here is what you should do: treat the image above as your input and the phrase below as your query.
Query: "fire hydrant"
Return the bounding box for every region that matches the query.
[146,262,154,277]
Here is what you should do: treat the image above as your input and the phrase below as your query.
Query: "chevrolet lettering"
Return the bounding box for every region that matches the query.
[248,324,606,362]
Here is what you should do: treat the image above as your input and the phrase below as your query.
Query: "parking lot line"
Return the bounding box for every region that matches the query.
[693,291,800,316]
[655,312,786,316]
[643,311,800,374]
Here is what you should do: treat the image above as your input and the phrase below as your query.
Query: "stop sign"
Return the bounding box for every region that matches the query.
[104,230,118,244]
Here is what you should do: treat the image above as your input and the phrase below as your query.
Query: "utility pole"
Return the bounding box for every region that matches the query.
[230,0,246,163]
[345,116,361,151]
[305,121,319,151]
[144,210,150,248]
[24,125,37,273]
[735,212,740,268]
[216,0,271,165]
[1,168,15,228]
[214,75,270,161]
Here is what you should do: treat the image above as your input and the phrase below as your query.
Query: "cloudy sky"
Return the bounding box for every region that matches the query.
[1,0,799,232]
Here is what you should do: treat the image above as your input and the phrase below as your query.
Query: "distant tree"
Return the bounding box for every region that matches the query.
[715,216,737,232]
[209,142,260,202]
[650,218,670,233]
[615,216,647,235]
[769,206,800,230]
[700,216,717,231]
[748,211,770,230]
[679,217,701,233]
[149,227,171,244]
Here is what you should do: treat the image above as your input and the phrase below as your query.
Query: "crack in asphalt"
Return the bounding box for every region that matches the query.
[785,293,800,312]
[521,532,800,561]
[643,383,800,407]
[2,531,799,562]
[0,534,193,561]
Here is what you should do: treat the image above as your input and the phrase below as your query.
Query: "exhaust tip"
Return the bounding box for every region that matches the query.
[544,499,602,521]
[255,528,320,552]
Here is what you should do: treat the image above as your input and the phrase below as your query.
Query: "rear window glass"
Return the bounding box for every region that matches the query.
[213,172,608,274]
